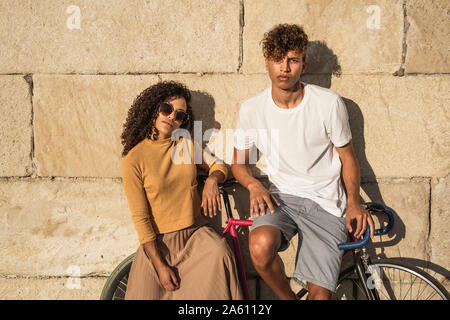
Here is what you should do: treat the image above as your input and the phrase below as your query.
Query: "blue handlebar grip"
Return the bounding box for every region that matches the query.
[338,226,371,251]
[365,202,395,236]
[337,202,396,250]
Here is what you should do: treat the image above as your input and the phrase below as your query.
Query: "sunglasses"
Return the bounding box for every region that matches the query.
[158,102,189,123]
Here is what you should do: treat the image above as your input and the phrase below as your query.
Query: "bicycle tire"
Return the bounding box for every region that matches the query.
[99,253,135,300]
[336,259,449,300]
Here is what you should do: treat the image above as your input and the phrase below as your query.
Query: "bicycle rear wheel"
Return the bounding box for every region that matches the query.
[99,253,135,300]
[336,259,449,300]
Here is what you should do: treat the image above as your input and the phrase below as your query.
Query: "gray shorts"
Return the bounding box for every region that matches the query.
[250,185,348,293]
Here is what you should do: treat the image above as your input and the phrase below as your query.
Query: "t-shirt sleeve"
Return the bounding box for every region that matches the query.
[121,157,156,244]
[234,104,256,150]
[327,96,352,147]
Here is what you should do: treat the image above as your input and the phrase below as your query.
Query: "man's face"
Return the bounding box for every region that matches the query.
[265,50,306,90]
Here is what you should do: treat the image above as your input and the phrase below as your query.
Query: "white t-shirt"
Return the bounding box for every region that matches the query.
[234,82,352,217]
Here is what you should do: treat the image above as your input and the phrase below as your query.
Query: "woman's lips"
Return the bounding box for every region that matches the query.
[162,121,173,127]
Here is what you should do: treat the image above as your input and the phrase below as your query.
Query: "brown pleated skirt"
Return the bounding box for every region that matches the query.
[124,216,243,300]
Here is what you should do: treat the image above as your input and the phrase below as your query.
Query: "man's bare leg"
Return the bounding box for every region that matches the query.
[307,282,334,300]
[249,226,296,300]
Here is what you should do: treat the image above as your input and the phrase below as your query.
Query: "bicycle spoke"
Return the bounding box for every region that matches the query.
[116,284,126,294]
[416,278,430,300]
[352,279,366,299]
[406,272,415,300]
[119,279,128,287]
[424,289,438,300]
[378,287,390,300]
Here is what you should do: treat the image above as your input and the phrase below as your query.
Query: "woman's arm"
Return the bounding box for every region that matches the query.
[121,159,179,291]
[143,240,179,291]
[121,158,156,244]
[196,145,228,217]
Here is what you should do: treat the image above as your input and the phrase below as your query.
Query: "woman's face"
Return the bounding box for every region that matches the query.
[154,97,187,140]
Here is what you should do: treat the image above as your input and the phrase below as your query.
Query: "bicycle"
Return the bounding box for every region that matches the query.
[100,178,449,300]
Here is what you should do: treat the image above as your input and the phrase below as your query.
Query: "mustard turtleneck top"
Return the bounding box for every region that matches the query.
[121,136,228,244]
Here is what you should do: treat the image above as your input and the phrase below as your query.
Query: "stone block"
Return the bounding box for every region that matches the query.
[0,0,240,73]
[429,177,450,282]
[0,276,106,300]
[33,74,159,177]
[327,74,450,179]
[0,179,138,276]
[160,74,271,166]
[0,76,33,177]
[243,0,403,74]
[360,179,430,261]
[405,0,450,73]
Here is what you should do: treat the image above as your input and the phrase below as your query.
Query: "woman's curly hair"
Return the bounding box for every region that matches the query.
[261,24,309,62]
[121,81,194,157]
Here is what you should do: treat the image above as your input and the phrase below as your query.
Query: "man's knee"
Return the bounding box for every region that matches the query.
[249,226,281,267]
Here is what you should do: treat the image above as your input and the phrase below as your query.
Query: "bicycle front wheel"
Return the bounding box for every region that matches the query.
[99,253,135,300]
[336,259,449,300]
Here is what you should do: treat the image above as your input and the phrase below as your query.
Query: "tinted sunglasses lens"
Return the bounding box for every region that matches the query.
[174,111,188,122]
[158,102,173,116]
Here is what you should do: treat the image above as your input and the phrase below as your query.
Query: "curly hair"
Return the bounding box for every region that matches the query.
[121,81,194,157]
[261,24,309,62]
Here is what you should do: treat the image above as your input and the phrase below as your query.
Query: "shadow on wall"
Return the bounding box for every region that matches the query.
[190,90,224,231]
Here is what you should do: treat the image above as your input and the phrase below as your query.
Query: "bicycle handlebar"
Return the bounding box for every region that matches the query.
[213,177,395,251]
[337,202,395,250]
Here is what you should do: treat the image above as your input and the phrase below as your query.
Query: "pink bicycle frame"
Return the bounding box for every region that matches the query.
[221,218,253,299]
[221,218,309,300]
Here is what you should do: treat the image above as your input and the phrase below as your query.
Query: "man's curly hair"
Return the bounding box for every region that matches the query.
[121,81,194,157]
[261,24,309,62]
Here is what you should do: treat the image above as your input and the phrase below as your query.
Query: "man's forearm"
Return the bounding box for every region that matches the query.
[341,157,362,208]
[231,164,260,190]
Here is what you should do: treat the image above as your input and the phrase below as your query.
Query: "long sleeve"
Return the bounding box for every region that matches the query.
[121,158,156,244]
[201,144,228,183]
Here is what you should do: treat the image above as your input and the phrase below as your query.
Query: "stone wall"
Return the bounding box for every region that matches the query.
[0,0,448,299]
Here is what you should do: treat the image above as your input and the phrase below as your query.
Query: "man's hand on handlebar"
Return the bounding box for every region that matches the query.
[345,204,375,239]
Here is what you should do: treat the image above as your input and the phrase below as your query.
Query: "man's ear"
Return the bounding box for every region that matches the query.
[302,60,307,74]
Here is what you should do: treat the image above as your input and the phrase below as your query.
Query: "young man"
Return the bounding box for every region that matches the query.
[231,24,375,300]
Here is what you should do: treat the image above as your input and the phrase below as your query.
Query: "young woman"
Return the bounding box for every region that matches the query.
[120,81,242,299]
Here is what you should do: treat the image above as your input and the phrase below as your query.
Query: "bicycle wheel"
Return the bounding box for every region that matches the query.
[99,253,135,300]
[335,259,449,300]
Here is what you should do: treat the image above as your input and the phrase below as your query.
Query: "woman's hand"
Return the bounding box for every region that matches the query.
[201,172,223,217]
[155,264,180,291]
[143,241,179,291]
